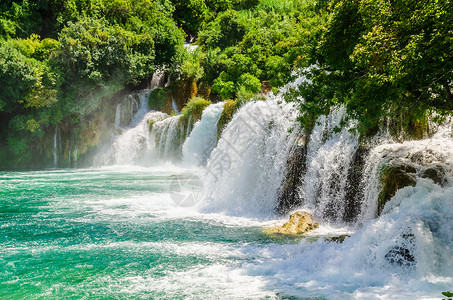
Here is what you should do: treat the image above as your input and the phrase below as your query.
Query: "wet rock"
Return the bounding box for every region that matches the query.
[276,143,307,214]
[385,246,415,267]
[269,211,319,235]
[420,165,446,185]
[378,163,417,215]
[343,147,368,222]
[326,235,350,243]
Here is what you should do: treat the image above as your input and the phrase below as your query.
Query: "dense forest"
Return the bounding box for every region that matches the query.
[0,0,451,168]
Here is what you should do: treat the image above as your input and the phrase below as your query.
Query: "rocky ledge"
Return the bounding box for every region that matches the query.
[266,211,319,236]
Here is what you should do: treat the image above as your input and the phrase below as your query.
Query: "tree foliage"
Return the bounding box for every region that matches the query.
[0,0,184,167]
[290,0,453,133]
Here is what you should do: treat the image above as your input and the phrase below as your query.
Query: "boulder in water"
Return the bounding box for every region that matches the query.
[420,164,446,186]
[378,163,417,215]
[268,211,319,235]
[326,235,350,243]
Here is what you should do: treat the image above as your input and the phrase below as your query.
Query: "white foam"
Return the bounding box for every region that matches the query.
[241,179,453,299]
[200,96,300,219]
[182,102,225,166]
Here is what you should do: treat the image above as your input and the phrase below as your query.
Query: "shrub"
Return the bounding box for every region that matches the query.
[181,96,211,121]
[148,88,168,111]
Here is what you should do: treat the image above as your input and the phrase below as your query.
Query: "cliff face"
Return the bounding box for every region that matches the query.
[45,89,143,168]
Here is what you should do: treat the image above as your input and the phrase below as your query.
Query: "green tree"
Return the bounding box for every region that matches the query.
[292,0,453,133]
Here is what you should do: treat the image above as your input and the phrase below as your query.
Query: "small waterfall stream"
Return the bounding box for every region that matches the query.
[52,125,62,168]
[52,125,58,167]
[300,105,360,222]
[182,102,225,166]
[151,115,182,161]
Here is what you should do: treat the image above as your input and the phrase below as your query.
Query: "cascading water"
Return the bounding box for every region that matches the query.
[300,105,360,222]
[151,115,182,161]
[245,177,453,298]
[129,92,152,128]
[110,111,168,165]
[4,71,453,299]
[97,90,169,165]
[359,118,453,222]
[200,96,300,218]
[171,96,180,114]
[150,69,166,89]
[114,94,141,130]
[182,102,225,166]
[52,125,58,167]
[51,125,62,168]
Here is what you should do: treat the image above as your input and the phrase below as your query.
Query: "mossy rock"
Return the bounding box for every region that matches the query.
[181,96,211,123]
[261,81,272,94]
[197,81,211,99]
[325,235,350,243]
[148,120,156,132]
[377,163,417,215]
[169,79,198,110]
[217,99,239,139]
[148,88,172,113]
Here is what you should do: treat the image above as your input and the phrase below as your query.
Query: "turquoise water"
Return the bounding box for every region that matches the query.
[0,167,285,299]
[2,167,452,299]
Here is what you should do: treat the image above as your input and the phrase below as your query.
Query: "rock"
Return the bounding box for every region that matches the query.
[326,235,350,243]
[385,246,415,267]
[377,163,417,215]
[261,81,272,94]
[269,211,319,235]
[420,165,446,186]
[276,143,307,214]
[343,147,368,222]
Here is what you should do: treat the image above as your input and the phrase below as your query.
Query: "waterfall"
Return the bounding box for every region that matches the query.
[73,144,78,168]
[200,96,300,218]
[171,96,180,114]
[96,90,168,165]
[359,118,453,222]
[105,111,168,165]
[150,70,166,89]
[300,105,360,222]
[114,94,141,130]
[68,134,78,168]
[182,102,225,166]
[151,115,182,161]
[95,88,170,165]
[114,103,122,129]
[129,92,151,128]
[53,125,58,167]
